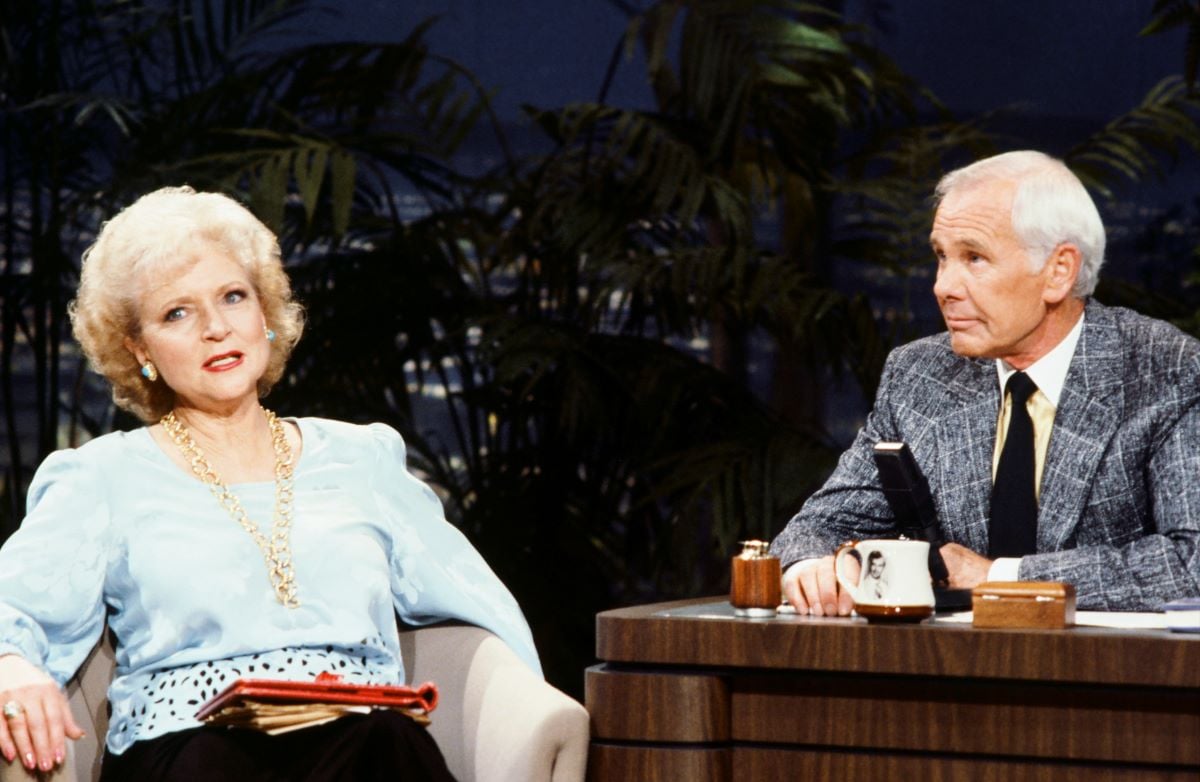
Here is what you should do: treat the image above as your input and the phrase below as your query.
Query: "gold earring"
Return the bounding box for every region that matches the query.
[140,362,158,382]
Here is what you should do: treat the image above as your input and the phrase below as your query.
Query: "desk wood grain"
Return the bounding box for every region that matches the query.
[732,672,1198,765]
[586,667,729,742]
[596,597,1200,687]
[587,598,1200,782]
[735,748,1200,782]
[588,744,729,782]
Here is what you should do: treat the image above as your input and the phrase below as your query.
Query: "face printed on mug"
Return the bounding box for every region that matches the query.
[868,552,887,578]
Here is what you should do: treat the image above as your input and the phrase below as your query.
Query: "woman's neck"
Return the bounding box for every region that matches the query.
[165,399,278,483]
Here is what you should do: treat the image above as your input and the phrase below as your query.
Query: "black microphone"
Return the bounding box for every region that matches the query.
[872,442,969,608]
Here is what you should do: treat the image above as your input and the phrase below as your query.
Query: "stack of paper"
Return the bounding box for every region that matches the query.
[203,701,431,735]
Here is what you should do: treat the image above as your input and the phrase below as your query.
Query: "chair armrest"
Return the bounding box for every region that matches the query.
[0,760,36,781]
[398,623,588,782]
[0,738,86,782]
[0,633,113,782]
[0,637,112,782]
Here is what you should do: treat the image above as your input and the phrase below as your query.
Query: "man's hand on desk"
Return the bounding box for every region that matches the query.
[783,544,992,616]
[939,542,992,589]
[782,557,856,617]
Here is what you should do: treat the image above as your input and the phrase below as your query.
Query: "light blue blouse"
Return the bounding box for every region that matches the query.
[0,418,540,754]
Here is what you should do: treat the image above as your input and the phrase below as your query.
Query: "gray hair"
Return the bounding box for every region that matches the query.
[934,150,1106,297]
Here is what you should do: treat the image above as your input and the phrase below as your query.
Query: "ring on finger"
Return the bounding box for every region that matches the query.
[1,700,23,720]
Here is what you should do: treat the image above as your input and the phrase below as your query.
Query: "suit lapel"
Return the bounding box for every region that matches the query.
[1037,301,1125,550]
[933,356,999,554]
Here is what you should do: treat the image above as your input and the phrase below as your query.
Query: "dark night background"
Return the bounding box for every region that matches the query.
[319,2,1181,120]
[323,1,1186,137]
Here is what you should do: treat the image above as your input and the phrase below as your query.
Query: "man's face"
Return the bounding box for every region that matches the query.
[930,179,1057,366]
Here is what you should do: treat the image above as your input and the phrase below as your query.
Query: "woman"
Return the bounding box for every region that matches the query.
[0,187,538,780]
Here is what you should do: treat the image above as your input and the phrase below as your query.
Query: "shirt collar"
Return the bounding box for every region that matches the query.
[994,311,1085,407]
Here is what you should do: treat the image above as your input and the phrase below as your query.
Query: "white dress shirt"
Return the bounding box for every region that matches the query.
[987,312,1085,580]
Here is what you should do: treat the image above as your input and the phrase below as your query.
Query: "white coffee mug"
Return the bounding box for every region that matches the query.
[834,539,935,622]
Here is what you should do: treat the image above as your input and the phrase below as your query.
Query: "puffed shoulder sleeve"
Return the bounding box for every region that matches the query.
[368,424,542,676]
[0,448,110,685]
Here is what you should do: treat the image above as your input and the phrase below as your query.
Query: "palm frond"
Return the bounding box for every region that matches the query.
[1139,0,1200,88]
[1067,76,1200,197]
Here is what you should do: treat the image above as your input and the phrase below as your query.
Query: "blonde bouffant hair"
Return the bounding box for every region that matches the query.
[71,186,305,423]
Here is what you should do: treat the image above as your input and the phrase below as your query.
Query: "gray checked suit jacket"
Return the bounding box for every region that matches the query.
[770,299,1200,610]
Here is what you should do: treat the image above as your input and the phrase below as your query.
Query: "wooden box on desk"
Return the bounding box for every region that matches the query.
[972,581,1076,629]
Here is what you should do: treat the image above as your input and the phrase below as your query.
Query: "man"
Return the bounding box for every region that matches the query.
[770,150,1200,614]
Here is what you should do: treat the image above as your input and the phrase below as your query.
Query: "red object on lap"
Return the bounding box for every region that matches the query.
[195,673,438,720]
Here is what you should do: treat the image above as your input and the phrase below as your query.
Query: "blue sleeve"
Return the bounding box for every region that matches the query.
[368,424,542,676]
[0,449,110,685]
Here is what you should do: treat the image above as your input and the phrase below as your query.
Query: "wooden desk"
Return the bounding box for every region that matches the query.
[585,597,1200,781]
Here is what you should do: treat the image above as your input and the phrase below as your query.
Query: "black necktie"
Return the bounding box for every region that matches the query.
[989,372,1039,558]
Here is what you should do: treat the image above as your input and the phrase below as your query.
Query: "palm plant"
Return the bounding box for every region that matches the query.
[370,2,1005,686]
[0,0,492,521]
[1141,0,1200,91]
[1,0,135,533]
[263,1,971,685]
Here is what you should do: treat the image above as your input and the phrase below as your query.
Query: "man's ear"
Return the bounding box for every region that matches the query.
[1042,243,1082,304]
[124,336,147,366]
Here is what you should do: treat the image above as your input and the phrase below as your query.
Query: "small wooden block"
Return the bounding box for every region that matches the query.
[972,581,1076,629]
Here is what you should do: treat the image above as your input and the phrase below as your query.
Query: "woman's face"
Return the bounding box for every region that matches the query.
[125,241,270,416]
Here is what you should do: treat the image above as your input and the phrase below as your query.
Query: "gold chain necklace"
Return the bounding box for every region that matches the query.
[160,407,300,608]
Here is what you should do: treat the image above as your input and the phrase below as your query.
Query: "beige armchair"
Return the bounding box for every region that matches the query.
[1,623,588,782]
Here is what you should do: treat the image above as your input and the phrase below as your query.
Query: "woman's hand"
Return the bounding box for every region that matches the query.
[0,654,84,773]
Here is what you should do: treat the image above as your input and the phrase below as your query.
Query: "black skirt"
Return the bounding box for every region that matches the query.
[97,710,457,781]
